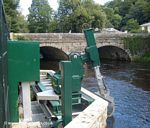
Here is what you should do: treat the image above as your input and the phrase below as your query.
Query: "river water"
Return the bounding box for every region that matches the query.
[82,61,150,128]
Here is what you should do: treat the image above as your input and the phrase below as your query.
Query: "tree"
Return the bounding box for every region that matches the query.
[125,19,140,33]
[3,0,29,32]
[82,0,107,30]
[48,18,58,32]
[127,0,149,24]
[56,0,107,32]
[69,5,90,32]
[105,0,150,31]
[28,0,52,33]
[57,0,82,32]
[104,7,122,29]
[16,13,29,32]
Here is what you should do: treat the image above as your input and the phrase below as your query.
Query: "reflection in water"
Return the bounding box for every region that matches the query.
[82,61,150,128]
[40,60,59,70]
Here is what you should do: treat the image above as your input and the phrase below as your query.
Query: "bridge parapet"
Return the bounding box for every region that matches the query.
[10,33,150,60]
[11,33,129,52]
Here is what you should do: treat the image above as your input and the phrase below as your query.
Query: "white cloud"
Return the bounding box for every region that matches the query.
[19,0,32,16]
[49,0,59,11]
[19,0,58,16]
[19,0,111,16]
[94,0,111,5]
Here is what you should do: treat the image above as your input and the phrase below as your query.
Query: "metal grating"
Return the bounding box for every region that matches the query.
[0,0,9,127]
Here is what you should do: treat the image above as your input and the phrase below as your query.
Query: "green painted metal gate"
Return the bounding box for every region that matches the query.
[0,0,9,127]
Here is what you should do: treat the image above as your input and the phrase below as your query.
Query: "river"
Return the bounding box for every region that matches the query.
[82,61,150,128]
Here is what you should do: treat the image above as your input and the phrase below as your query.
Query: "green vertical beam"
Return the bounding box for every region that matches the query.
[60,61,72,126]
[84,28,96,47]
[0,0,9,127]
[0,1,4,125]
[84,29,100,67]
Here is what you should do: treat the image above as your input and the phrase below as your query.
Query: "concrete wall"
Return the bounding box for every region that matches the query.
[65,88,108,128]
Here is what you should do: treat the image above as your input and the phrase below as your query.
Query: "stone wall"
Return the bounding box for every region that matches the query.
[11,33,150,60]
[11,33,128,53]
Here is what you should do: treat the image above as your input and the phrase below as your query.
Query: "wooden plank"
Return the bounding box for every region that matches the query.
[22,82,32,122]
[37,90,59,101]
[9,122,41,128]
[40,70,52,73]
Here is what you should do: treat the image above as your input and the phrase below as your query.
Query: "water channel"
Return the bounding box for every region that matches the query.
[41,59,150,128]
[82,60,150,128]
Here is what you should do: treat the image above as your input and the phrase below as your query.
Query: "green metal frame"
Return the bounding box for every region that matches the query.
[0,0,9,127]
[60,61,72,126]
[8,41,40,122]
[84,29,100,67]
[48,29,100,126]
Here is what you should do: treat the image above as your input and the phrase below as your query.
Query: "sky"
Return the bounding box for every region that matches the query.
[19,0,111,16]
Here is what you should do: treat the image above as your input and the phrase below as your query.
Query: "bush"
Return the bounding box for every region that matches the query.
[13,35,32,40]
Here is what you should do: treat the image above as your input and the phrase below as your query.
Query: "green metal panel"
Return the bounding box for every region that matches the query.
[60,61,72,126]
[84,28,96,47]
[69,54,84,92]
[49,101,61,116]
[8,41,40,82]
[84,29,100,67]
[51,72,62,94]
[8,41,40,122]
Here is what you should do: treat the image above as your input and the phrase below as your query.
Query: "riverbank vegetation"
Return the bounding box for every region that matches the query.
[3,0,150,33]
[123,35,150,64]
[133,52,150,64]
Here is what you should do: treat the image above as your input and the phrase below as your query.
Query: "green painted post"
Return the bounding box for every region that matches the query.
[0,2,5,125]
[60,61,72,126]
[84,29,100,67]
[0,0,9,127]
[84,28,96,47]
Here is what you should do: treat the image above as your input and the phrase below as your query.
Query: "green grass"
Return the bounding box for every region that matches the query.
[123,35,150,64]
[132,52,150,64]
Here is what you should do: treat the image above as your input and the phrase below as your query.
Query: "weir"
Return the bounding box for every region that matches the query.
[8,29,112,128]
[0,1,113,127]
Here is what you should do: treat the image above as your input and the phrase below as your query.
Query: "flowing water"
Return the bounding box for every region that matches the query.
[82,61,150,128]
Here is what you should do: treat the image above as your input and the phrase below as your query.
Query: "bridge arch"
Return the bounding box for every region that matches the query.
[40,46,68,70]
[98,45,131,61]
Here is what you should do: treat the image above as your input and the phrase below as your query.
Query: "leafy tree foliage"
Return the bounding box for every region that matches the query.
[16,13,29,32]
[56,0,107,33]
[28,0,52,33]
[127,0,149,24]
[125,19,140,33]
[105,0,150,31]
[3,0,150,33]
[104,7,122,29]
[3,0,28,32]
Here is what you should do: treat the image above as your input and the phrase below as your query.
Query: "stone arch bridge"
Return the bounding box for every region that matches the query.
[11,33,149,69]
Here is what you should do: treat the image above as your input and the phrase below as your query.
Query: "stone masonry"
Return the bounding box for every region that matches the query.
[11,33,127,53]
[11,33,150,60]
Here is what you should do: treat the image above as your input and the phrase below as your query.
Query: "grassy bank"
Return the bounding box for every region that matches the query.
[123,35,150,64]
[132,52,150,64]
